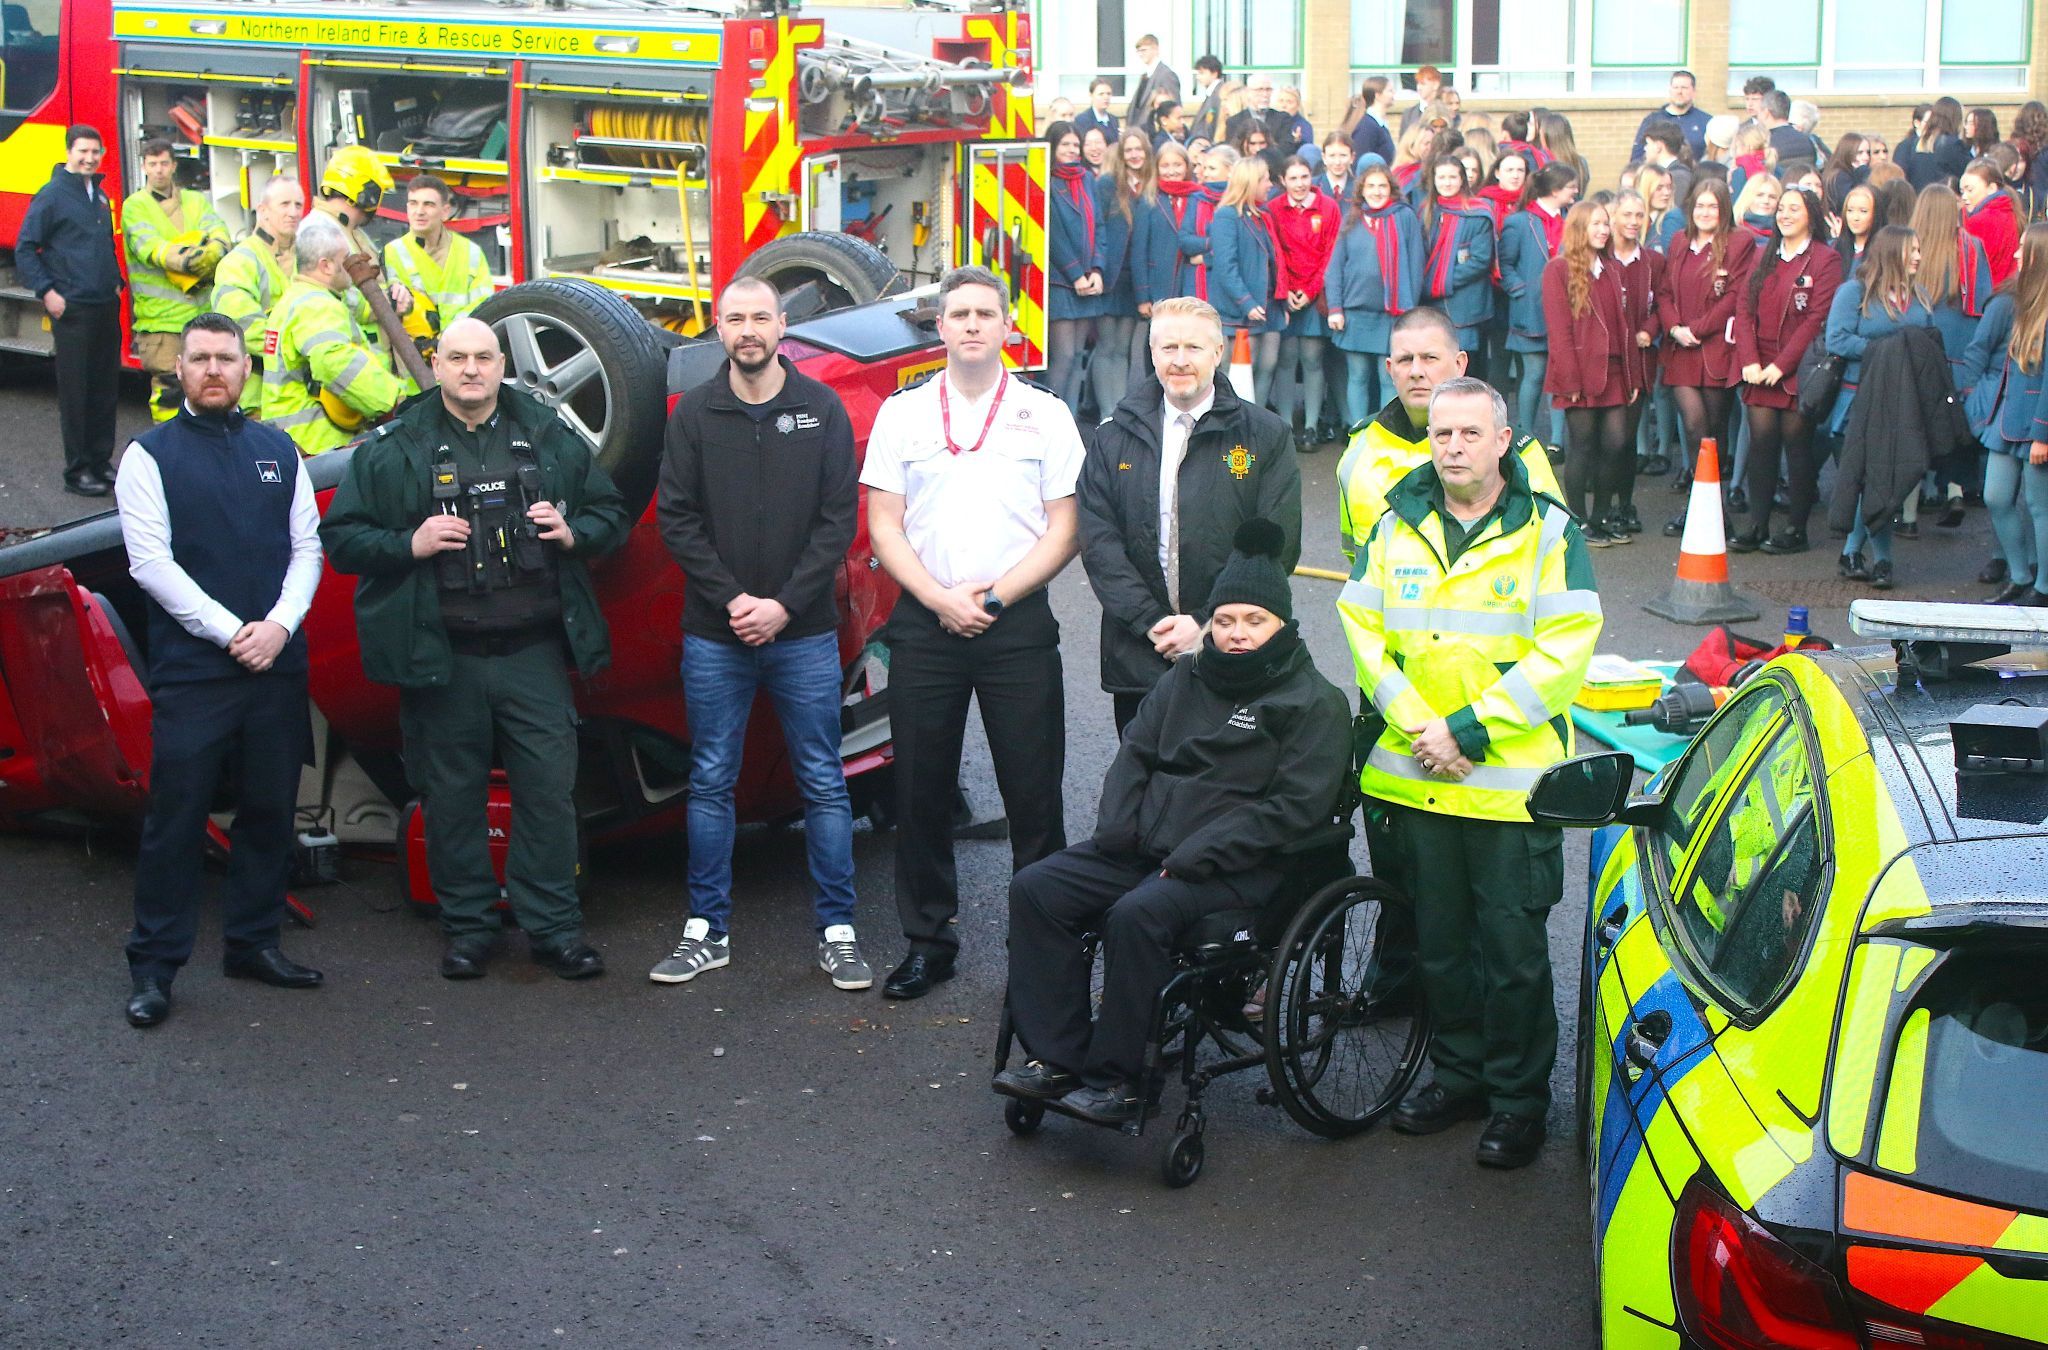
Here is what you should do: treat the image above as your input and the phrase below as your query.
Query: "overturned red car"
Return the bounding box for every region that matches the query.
[0,280,936,871]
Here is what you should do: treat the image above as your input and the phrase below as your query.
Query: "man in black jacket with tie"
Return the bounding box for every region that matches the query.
[1077,296,1300,734]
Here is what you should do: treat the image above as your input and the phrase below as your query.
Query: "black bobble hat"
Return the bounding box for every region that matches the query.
[1206,518,1293,620]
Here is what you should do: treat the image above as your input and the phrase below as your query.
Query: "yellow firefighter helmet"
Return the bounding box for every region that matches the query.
[320,144,395,215]
[318,387,366,432]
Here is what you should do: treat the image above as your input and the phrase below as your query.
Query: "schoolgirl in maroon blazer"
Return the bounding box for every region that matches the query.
[1731,185,1843,554]
[1657,178,1759,533]
[1607,188,1664,534]
[1542,200,1647,544]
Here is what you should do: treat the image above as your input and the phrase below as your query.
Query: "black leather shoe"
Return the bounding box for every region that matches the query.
[1938,499,1967,528]
[63,472,110,498]
[530,939,605,979]
[1869,559,1895,591]
[1662,514,1686,538]
[1895,518,1919,540]
[223,947,323,988]
[993,1060,1079,1102]
[1759,526,1809,555]
[1726,486,1749,515]
[440,942,490,980]
[882,952,955,1000]
[1981,557,2011,586]
[1475,1112,1548,1168]
[1059,1083,1146,1126]
[1993,579,2035,605]
[1390,1081,1489,1135]
[126,977,170,1027]
[2022,589,2048,608]
[1641,453,1671,476]
[1838,551,1869,581]
[1726,525,1768,554]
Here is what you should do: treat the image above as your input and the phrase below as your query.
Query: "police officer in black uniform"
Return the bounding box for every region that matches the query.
[321,316,628,980]
[114,311,325,1027]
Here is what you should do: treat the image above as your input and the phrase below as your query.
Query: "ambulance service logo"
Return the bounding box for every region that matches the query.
[1491,573,1518,601]
[256,461,282,484]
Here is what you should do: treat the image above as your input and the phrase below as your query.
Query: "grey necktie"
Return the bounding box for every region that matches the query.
[1165,411,1194,610]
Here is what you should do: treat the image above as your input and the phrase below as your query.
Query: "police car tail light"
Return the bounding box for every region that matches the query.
[1675,1177,1859,1350]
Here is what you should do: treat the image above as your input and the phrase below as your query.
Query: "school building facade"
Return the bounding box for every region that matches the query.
[1031,0,2048,182]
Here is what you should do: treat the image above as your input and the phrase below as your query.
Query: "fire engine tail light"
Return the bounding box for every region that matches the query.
[1674,1177,1860,1350]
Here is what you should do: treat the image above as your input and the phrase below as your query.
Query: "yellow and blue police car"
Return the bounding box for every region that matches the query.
[1529,601,2048,1349]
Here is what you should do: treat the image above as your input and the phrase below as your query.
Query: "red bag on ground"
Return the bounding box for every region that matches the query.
[1681,625,1833,687]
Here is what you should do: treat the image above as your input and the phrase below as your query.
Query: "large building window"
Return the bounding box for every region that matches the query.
[1349,0,1685,97]
[1194,0,1304,72]
[1729,0,2029,92]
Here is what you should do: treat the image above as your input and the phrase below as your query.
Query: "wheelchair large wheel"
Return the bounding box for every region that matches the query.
[1262,876,1430,1139]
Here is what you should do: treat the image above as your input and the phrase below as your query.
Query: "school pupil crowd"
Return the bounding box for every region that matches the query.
[1041,59,2048,601]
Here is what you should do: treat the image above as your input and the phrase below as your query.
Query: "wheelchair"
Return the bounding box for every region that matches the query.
[990,809,1432,1188]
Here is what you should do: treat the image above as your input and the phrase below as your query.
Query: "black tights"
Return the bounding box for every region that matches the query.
[1564,405,1631,523]
[1744,404,1817,532]
[1617,398,1646,512]
[1670,384,1734,482]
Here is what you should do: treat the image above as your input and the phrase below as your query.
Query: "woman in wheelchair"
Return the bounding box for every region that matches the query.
[995,520,1352,1124]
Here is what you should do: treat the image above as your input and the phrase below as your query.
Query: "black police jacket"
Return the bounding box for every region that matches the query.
[655,355,858,644]
[1093,634,1350,882]
[1078,376,1300,694]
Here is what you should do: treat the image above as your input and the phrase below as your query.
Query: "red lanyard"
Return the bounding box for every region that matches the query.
[941,371,1008,456]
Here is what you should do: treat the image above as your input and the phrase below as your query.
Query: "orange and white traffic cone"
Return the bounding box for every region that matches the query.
[1644,438,1760,625]
[1228,328,1255,400]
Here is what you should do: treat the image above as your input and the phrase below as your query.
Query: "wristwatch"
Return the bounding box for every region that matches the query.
[982,591,1005,617]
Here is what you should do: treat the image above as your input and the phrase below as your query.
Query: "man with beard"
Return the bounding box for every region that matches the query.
[114,312,325,1026]
[652,277,865,990]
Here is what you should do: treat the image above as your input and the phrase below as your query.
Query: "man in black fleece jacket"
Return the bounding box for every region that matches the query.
[17,126,124,495]
[995,520,1350,1124]
[652,277,867,990]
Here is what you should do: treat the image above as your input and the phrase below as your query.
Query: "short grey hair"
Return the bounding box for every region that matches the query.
[1428,375,1509,433]
[1790,99,1820,133]
[1148,295,1223,339]
[294,212,348,270]
[937,264,1009,313]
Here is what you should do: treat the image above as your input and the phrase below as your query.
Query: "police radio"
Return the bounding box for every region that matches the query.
[511,460,548,574]
[430,447,470,592]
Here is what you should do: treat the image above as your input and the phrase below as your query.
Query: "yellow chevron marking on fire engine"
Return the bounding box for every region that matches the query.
[112,8,720,63]
[0,121,66,197]
[741,18,811,242]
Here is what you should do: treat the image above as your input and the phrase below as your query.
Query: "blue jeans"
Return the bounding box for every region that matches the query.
[683,631,856,935]
[1344,352,1381,428]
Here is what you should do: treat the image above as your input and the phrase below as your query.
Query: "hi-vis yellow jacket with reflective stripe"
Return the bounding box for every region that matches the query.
[211,232,294,412]
[261,278,402,456]
[1335,398,1563,561]
[382,230,494,327]
[1338,455,1603,822]
[121,187,230,332]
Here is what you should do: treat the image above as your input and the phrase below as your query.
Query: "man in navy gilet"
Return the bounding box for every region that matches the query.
[113,312,325,1028]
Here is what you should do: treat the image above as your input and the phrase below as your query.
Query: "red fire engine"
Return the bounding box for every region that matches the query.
[0,0,1048,364]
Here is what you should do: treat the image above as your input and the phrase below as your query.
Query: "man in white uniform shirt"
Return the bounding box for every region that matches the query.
[861,265,1086,1000]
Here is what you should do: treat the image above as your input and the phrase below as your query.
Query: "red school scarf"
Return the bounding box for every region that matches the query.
[1500,139,1549,169]
[1052,162,1096,264]
[1477,183,1520,229]
[1362,201,1410,316]
[1525,200,1565,257]
[1393,161,1422,191]
[1957,234,1982,317]
[1424,198,1479,298]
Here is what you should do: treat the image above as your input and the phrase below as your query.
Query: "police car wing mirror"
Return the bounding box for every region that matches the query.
[1527,751,1636,828]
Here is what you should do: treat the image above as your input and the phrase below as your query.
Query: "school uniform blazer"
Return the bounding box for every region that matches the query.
[1497,208,1562,346]
[1925,232,1992,370]
[1049,172,1108,321]
[1323,206,1424,355]
[1658,232,1759,388]
[1127,197,1184,305]
[1958,294,2048,448]
[1207,204,1282,333]
[1423,204,1497,335]
[1095,174,1143,314]
[1612,247,1665,383]
[1734,241,1844,409]
[1542,256,1641,408]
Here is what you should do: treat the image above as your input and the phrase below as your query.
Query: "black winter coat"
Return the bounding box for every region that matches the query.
[1830,325,1974,532]
[17,165,122,305]
[1093,637,1350,882]
[1078,378,1300,694]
